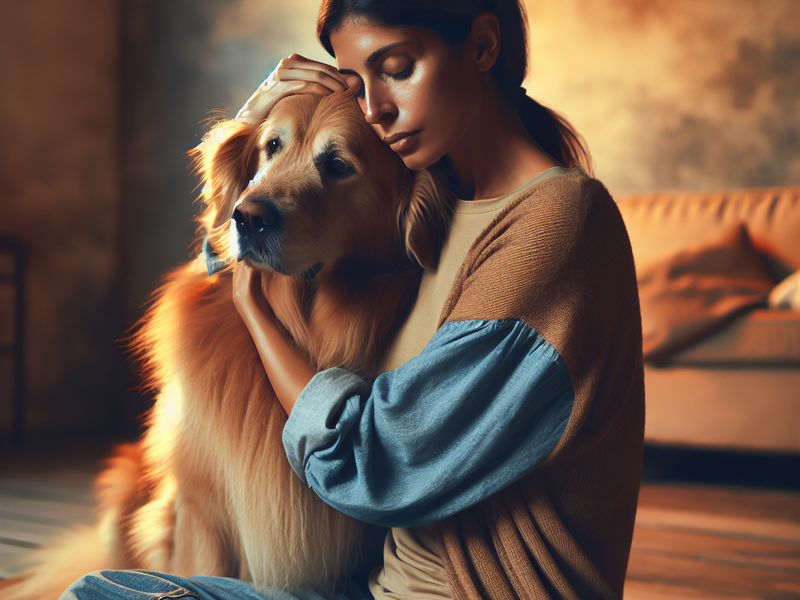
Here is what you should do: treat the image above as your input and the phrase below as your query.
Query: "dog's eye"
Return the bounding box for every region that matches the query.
[326,155,352,178]
[266,137,281,158]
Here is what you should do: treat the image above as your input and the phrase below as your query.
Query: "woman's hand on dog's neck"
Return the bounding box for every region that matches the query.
[233,263,315,415]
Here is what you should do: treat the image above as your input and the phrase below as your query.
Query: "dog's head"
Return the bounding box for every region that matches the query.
[193,92,452,279]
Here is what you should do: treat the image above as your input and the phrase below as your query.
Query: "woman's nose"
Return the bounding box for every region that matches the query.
[363,86,396,126]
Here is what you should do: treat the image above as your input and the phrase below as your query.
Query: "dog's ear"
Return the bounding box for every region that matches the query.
[191,120,260,233]
[399,169,454,270]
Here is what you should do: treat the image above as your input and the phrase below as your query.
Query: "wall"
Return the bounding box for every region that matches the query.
[525,0,800,195]
[0,0,124,435]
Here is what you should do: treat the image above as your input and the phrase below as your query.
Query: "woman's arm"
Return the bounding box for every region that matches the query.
[282,317,575,528]
[233,262,574,529]
[232,264,315,416]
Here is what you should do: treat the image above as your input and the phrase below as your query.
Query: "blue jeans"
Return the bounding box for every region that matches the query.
[59,570,373,600]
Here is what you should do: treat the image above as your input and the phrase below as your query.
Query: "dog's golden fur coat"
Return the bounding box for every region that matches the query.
[6,92,451,600]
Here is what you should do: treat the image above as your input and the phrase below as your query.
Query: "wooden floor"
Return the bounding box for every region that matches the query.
[627,485,800,599]
[1,440,799,599]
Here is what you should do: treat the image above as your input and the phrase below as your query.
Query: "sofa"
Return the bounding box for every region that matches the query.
[615,186,800,453]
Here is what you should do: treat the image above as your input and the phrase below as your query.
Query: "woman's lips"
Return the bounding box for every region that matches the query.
[384,130,421,154]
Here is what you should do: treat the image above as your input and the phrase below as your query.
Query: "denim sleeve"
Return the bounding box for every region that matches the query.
[282,318,574,528]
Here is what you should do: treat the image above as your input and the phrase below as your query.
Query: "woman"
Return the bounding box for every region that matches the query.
[62,1,644,599]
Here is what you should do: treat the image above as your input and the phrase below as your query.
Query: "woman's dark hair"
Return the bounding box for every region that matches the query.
[317,0,592,174]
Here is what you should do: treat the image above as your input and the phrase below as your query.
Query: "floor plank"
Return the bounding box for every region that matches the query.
[0,438,114,579]
[630,483,800,600]
[0,538,36,579]
[638,484,800,523]
[635,505,800,544]
[0,494,95,526]
[624,579,763,600]
[626,550,800,598]
[0,471,97,503]
[632,527,800,573]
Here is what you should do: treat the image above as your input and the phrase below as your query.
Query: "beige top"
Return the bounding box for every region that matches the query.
[369,166,570,600]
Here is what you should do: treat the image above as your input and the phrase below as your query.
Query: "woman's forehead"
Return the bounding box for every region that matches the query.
[331,20,429,69]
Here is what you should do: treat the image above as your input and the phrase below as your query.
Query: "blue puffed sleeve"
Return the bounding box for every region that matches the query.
[282,318,574,528]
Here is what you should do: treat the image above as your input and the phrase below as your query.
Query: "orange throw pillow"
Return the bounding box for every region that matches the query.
[637,223,774,363]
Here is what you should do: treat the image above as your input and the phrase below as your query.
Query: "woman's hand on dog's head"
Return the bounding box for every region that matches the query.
[235,54,348,125]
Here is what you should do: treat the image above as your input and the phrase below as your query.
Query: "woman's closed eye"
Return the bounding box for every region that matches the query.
[382,56,415,82]
[386,62,414,82]
[346,61,416,100]
[355,68,413,100]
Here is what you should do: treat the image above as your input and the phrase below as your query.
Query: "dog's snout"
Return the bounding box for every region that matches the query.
[233,200,282,236]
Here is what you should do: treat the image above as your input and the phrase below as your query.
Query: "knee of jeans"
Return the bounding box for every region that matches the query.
[59,570,104,599]
[59,569,196,599]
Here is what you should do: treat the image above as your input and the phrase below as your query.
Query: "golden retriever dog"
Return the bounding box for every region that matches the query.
[7,91,451,599]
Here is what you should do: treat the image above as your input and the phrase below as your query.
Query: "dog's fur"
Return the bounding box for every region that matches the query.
[7,92,451,599]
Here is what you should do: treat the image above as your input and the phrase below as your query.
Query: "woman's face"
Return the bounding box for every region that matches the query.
[330,18,485,171]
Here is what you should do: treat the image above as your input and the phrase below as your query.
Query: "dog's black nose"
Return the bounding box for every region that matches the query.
[233,200,282,236]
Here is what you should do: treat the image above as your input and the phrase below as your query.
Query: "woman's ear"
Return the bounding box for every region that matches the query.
[399,169,454,270]
[470,12,501,72]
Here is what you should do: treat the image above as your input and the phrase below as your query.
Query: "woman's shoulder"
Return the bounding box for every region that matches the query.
[443,166,639,342]
[481,168,618,261]
[508,167,614,229]
[450,167,634,312]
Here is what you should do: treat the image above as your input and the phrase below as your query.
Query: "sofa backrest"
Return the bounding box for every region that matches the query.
[615,187,800,281]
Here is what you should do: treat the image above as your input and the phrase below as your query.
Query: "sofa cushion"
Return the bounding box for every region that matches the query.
[666,309,800,365]
[617,186,800,282]
[638,223,774,363]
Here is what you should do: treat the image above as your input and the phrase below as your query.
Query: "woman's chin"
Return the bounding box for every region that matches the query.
[399,150,433,172]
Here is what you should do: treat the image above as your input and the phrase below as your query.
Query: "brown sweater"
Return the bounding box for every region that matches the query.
[435,169,645,599]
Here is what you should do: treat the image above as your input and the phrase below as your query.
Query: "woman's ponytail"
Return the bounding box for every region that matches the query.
[516,89,593,175]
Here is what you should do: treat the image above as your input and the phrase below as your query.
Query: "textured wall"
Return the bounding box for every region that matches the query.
[0,0,124,435]
[525,0,800,195]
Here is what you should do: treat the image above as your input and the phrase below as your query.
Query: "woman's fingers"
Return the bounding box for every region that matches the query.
[274,67,347,92]
[232,263,258,308]
[236,80,341,124]
[235,54,348,125]
[232,262,253,308]
[283,53,347,86]
[232,263,277,322]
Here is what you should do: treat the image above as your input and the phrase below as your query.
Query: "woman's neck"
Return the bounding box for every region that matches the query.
[445,78,558,200]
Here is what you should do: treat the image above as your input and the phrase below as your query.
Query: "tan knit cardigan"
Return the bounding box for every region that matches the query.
[435,169,645,599]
